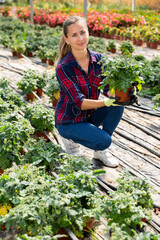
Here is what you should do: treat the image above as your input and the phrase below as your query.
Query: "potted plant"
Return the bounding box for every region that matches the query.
[123,29,132,40]
[36,46,48,63]
[17,70,37,101]
[35,71,47,97]
[99,56,145,102]
[0,34,10,48]
[120,40,134,55]
[144,31,152,48]
[24,37,38,57]
[108,27,118,39]
[114,28,121,40]
[133,32,144,46]
[102,26,110,39]
[24,102,55,141]
[119,29,125,41]
[47,48,58,66]
[46,73,59,106]
[106,41,116,53]
[149,34,159,49]
[9,38,26,58]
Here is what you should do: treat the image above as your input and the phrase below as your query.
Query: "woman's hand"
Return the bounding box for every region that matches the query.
[104,97,121,106]
[105,87,140,106]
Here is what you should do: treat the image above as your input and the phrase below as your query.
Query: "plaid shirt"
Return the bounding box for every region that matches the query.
[55,49,109,125]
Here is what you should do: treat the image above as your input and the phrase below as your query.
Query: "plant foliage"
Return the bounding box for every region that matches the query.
[99,56,145,93]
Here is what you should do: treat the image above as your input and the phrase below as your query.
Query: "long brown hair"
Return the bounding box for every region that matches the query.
[56,16,88,65]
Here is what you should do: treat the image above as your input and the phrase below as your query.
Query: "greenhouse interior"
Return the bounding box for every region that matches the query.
[0,0,160,239]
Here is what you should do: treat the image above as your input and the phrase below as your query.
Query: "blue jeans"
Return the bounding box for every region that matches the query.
[56,106,124,151]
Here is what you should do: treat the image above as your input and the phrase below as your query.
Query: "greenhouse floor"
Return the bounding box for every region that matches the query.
[0,42,160,239]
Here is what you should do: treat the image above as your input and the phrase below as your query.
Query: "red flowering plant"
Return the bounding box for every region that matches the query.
[48,12,67,28]
[33,9,50,25]
[87,11,146,36]
[17,7,30,21]
[0,6,10,17]
[14,8,146,37]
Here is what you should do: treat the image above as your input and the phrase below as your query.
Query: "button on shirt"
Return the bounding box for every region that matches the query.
[55,49,109,125]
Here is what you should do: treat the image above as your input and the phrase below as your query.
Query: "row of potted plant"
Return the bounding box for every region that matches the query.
[17,55,159,110]
[17,69,48,100]
[15,8,146,28]
[1,6,160,40]
[13,8,160,49]
[1,6,160,25]
[0,8,155,41]
[0,16,61,61]
[106,40,135,54]
[0,78,56,170]
[17,69,60,106]
[99,24,160,49]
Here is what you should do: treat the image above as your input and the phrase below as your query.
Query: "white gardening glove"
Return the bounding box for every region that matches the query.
[104,97,121,107]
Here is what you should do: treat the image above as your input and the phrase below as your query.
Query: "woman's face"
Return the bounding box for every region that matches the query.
[64,20,89,52]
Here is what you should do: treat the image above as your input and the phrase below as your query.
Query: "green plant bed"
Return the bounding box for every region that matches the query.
[0,77,9,89]
[0,119,34,170]
[0,165,106,238]
[57,153,92,175]
[0,88,26,109]
[137,56,160,97]
[152,94,160,109]
[0,78,26,110]
[105,170,155,239]
[24,102,55,132]
[0,98,22,115]
[88,36,106,53]
[23,138,62,171]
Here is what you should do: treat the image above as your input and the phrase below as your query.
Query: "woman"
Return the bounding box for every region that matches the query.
[55,16,135,167]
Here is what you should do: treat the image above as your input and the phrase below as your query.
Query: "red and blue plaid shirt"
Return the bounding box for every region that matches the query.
[55,49,109,125]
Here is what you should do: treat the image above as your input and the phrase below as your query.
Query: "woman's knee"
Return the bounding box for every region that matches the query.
[92,135,112,151]
[116,106,125,116]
